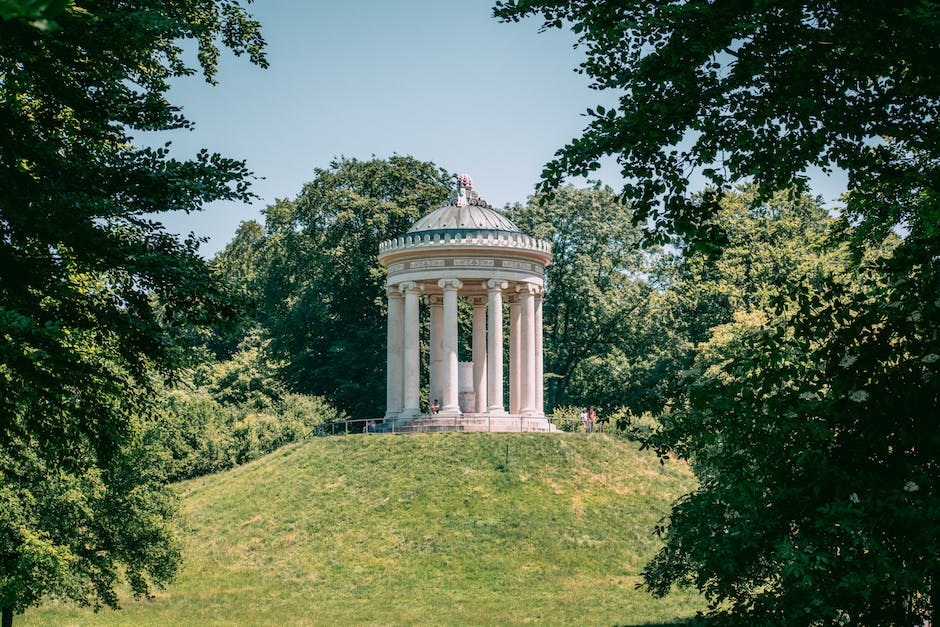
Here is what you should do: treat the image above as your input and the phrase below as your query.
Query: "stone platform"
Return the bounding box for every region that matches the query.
[381,413,557,434]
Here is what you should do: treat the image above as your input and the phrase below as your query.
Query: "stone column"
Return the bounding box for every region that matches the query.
[519,283,537,415]
[485,279,508,414]
[534,287,544,415]
[428,295,443,409]
[439,279,462,414]
[470,295,488,413]
[385,286,403,417]
[508,292,520,414]
[400,281,422,416]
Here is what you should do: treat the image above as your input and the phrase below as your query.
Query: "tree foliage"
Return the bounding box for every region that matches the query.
[648,254,938,625]
[0,0,265,619]
[495,0,939,623]
[231,156,453,418]
[507,184,662,412]
[494,0,938,251]
[208,220,267,359]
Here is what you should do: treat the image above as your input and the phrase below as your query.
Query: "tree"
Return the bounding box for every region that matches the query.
[495,1,939,623]
[493,0,938,253]
[254,156,453,418]
[646,253,937,625]
[0,1,266,621]
[209,220,268,358]
[643,187,846,413]
[506,183,662,412]
[664,187,838,342]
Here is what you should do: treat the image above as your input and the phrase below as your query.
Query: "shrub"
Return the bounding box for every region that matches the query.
[148,389,343,482]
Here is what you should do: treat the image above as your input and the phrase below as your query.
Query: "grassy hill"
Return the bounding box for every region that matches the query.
[23,433,704,626]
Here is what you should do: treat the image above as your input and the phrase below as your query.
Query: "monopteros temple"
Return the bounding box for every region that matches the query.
[378,174,554,432]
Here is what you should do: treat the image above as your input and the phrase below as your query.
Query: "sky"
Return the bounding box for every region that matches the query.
[150,0,846,257]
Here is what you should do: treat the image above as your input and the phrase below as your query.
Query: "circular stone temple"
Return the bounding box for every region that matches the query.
[378,174,555,432]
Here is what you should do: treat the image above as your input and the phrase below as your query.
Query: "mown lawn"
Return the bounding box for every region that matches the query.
[23,433,703,626]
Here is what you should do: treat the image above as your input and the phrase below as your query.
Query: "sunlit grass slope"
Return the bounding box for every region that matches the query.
[24,433,703,626]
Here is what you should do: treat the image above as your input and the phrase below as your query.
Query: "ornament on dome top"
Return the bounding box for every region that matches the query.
[442,172,490,209]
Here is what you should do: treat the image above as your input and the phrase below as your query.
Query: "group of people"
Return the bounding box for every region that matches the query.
[579,406,597,433]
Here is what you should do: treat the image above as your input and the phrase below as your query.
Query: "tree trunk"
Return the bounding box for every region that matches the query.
[2,606,12,627]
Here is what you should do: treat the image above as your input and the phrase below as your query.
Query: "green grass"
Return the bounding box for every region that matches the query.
[23,433,704,626]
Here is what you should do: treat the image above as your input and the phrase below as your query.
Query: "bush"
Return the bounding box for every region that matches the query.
[147,390,238,482]
[148,389,343,482]
[608,407,661,441]
[550,405,585,432]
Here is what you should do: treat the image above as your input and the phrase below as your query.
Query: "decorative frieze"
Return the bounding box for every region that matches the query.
[410,259,445,269]
[385,257,544,277]
[454,258,495,267]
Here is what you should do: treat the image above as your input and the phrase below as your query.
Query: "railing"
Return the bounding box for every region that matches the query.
[313,416,604,436]
[378,230,553,255]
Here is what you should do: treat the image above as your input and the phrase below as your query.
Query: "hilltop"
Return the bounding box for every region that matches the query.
[24,433,703,626]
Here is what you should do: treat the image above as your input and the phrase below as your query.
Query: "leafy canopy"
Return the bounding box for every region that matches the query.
[0,0,266,618]
[495,0,939,624]
[212,156,453,418]
[647,246,937,625]
[506,184,657,412]
[494,0,939,249]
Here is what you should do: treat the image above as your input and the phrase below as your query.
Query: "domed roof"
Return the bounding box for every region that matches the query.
[407,172,519,234]
[377,173,552,269]
[408,203,520,233]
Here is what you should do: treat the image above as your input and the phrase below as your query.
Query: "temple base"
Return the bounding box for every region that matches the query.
[380,413,556,434]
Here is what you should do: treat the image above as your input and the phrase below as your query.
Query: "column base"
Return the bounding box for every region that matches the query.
[440,405,462,415]
[486,407,508,415]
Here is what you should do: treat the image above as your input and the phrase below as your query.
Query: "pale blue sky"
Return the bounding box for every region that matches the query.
[150,1,845,257]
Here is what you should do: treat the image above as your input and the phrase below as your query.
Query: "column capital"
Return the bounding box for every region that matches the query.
[427,294,443,306]
[399,281,422,295]
[484,279,508,292]
[438,278,463,291]
[515,282,541,296]
[387,285,404,299]
[469,295,487,307]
